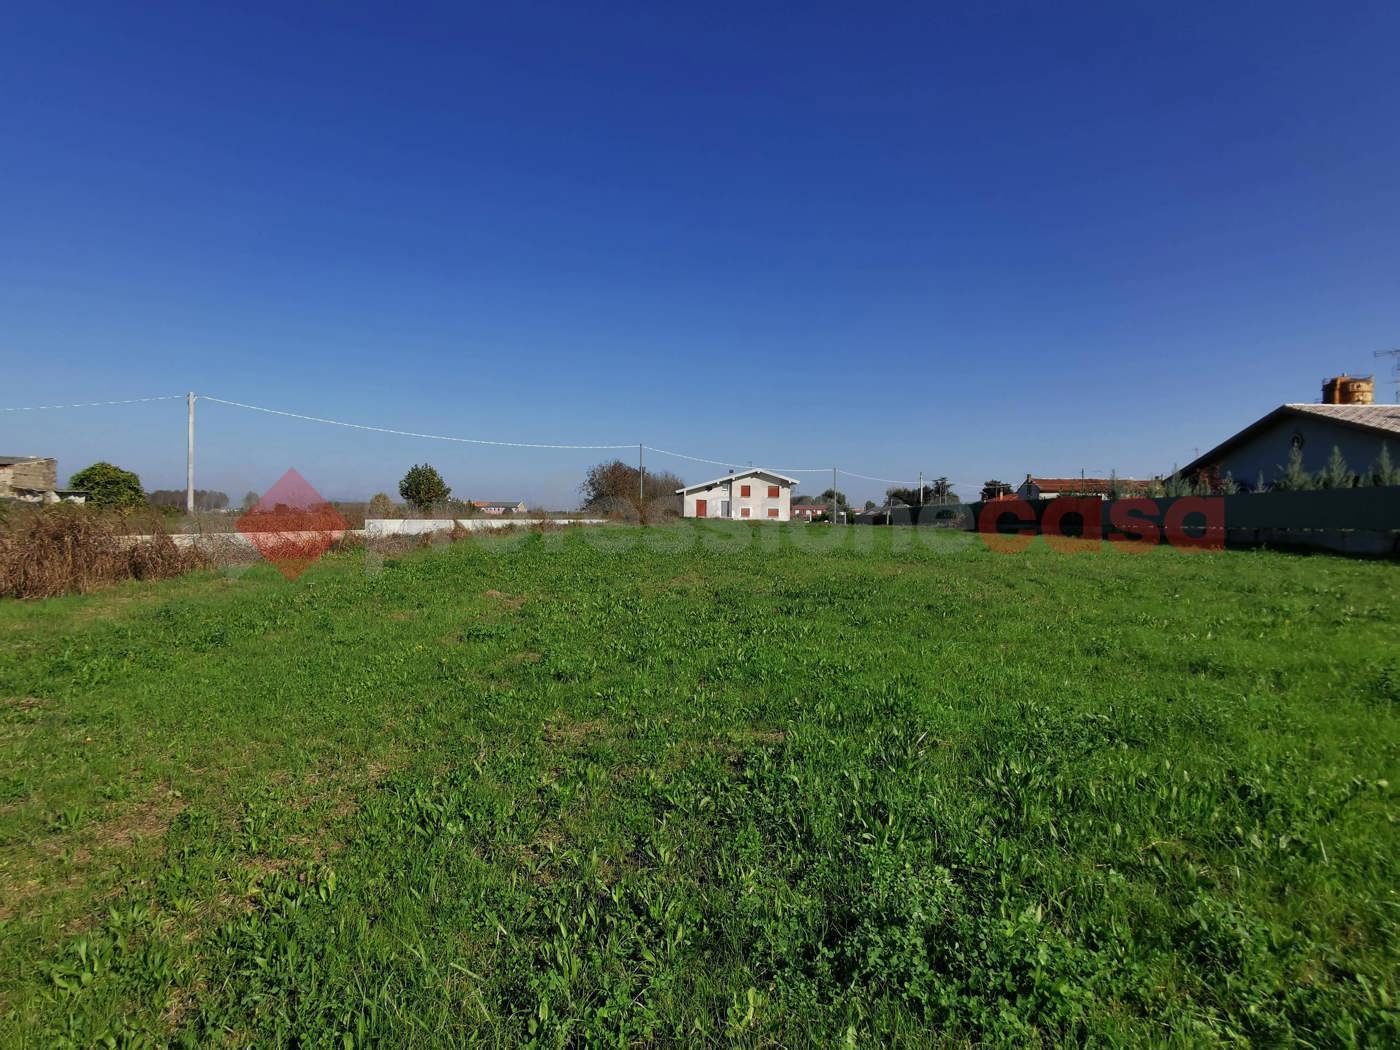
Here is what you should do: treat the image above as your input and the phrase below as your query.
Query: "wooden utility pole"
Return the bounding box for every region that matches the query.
[186,392,196,515]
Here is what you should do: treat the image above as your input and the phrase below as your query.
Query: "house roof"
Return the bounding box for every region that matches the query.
[1025,476,1153,494]
[470,499,524,507]
[676,468,801,495]
[1178,403,1400,477]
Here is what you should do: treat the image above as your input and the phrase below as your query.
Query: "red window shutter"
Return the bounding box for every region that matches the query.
[767,507,778,518]
[767,485,779,498]
[741,507,750,518]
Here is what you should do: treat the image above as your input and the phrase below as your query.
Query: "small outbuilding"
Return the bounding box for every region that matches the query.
[676,469,797,521]
[0,456,87,504]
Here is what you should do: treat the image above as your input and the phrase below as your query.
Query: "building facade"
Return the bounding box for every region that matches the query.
[676,469,797,521]
[789,501,830,522]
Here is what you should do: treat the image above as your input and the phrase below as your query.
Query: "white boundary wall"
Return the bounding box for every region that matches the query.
[364,518,606,536]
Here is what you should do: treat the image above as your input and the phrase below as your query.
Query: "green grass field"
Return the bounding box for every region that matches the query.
[1,525,1396,1047]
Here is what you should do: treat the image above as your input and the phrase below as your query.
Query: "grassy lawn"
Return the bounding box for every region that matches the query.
[0,524,1396,1046]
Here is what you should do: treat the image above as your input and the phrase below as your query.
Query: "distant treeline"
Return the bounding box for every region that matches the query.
[148,489,229,511]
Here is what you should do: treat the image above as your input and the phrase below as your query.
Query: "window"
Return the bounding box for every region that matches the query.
[767,507,779,518]
[741,507,750,518]
[767,485,779,498]
[740,484,751,497]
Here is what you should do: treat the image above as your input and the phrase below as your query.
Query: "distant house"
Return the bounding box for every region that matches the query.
[676,469,797,520]
[0,456,86,504]
[1017,475,1154,501]
[1177,403,1400,489]
[789,502,830,522]
[470,500,527,515]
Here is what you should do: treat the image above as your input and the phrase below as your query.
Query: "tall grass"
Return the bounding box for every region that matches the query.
[0,504,209,599]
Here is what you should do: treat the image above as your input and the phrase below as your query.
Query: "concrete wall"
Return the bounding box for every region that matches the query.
[681,475,792,521]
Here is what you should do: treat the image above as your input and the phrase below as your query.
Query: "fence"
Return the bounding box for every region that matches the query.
[867,488,1400,556]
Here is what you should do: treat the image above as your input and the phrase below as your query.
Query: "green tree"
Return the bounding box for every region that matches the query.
[399,464,451,512]
[1276,445,1314,491]
[1319,446,1353,489]
[1373,443,1398,487]
[68,461,146,508]
[819,488,849,509]
[368,492,396,518]
[241,490,260,512]
[887,476,957,506]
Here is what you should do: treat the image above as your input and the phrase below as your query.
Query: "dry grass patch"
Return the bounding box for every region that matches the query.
[482,589,525,610]
[542,713,610,748]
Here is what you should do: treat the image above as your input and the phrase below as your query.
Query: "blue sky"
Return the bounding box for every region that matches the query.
[2,1,1397,505]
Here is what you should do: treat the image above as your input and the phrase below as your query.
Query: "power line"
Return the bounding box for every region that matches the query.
[201,396,635,450]
[0,394,185,412]
[838,468,920,486]
[4,388,934,492]
[642,445,830,474]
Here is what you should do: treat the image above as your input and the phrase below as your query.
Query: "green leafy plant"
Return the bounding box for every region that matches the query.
[67,461,146,508]
[398,463,451,512]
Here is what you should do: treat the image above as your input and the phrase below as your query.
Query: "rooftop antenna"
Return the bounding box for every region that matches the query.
[1375,348,1400,402]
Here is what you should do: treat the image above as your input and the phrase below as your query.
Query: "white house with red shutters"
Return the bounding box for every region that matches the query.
[676,469,798,521]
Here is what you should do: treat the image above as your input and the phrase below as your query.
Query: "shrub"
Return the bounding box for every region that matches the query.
[368,492,396,519]
[68,462,146,508]
[0,506,208,599]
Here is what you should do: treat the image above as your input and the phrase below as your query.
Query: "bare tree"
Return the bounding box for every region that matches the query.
[580,460,683,522]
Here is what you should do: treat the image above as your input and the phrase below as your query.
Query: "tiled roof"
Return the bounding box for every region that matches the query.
[1284,403,1400,435]
[1027,477,1152,494]
[676,469,801,495]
